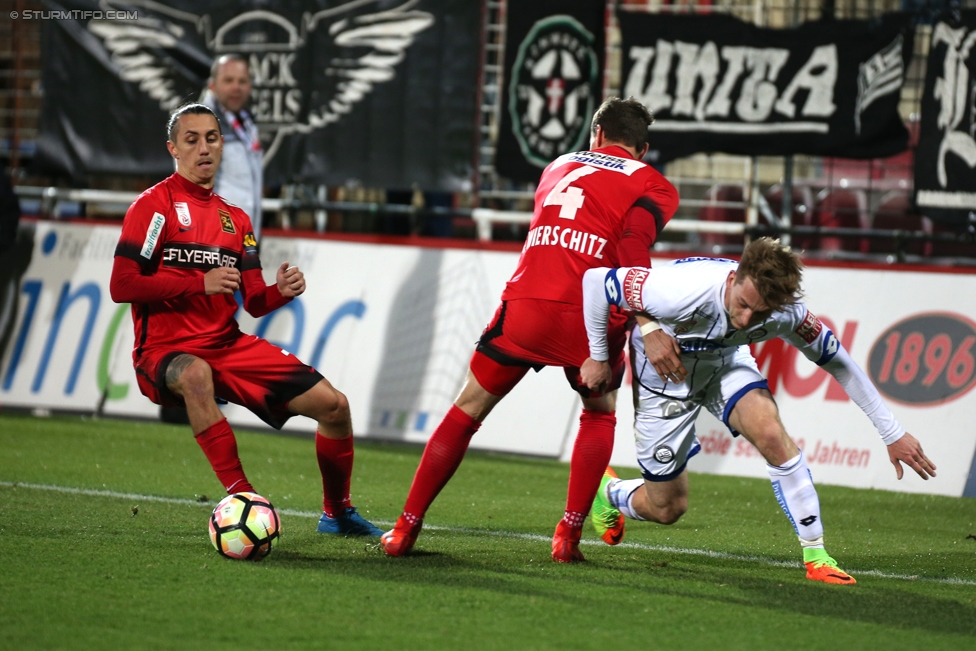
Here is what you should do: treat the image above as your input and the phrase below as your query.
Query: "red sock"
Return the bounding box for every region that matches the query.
[564,409,616,521]
[402,405,480,520]
[195,418,254,494]
[316,433,354,518]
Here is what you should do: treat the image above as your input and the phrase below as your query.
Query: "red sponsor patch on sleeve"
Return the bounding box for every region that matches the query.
[622,268,649,311]
[794,310,823,344]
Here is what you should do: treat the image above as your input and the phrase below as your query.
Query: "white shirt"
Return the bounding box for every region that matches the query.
[582,257,905,444]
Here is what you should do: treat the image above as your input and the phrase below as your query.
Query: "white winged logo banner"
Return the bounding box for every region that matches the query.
[36,0,479,190]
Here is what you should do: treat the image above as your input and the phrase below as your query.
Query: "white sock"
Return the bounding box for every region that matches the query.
[607,478,648,521]
[767,451,824,544]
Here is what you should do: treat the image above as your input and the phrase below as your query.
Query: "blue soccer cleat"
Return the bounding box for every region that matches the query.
[317,506,384,537]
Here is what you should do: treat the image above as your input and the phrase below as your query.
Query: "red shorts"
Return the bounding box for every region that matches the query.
[471,299,628,397]
[134,334,323,429]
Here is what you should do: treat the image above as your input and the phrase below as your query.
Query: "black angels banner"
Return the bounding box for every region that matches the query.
[495,0,605,183]
[35,0,480,190]
[915,10,976,226]
[618,11,914,163]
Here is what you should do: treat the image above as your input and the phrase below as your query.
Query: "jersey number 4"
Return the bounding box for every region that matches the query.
[543,165,599,220]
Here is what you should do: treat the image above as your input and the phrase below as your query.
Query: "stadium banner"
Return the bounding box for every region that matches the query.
[2,221,976,497]
[618,11,914,164]
[494,0,606,183]
[914,10,976,226]
[34,0,480,191]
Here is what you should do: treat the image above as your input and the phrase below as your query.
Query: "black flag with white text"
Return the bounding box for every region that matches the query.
[914,10,976,226]
[618,11,914,164]
[35,0,480,191]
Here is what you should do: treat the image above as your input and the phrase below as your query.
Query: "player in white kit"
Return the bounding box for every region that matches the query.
[580,238,936,584]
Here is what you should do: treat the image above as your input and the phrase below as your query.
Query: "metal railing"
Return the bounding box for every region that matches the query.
[12,184,974,264]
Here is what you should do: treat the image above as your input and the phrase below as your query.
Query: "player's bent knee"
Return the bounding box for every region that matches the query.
[332,390,350,419]
[316,385,350,424]
[171,359,214,398]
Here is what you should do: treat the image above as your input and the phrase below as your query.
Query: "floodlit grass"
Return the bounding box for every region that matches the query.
[1,412,975,650]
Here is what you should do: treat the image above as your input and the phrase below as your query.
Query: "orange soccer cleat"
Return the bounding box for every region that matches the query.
[551,519,586,563]
[804,553,857,585]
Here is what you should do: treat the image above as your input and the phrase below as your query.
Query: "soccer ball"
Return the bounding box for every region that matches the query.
[208,492,280,561]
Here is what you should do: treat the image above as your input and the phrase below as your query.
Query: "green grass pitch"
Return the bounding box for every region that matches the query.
[1,412,974,650]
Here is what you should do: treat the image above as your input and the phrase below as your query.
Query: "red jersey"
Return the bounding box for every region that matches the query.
[501,145,678,305]
[110,173,288,356]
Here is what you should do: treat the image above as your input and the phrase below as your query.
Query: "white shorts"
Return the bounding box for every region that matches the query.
[631,344,768,482]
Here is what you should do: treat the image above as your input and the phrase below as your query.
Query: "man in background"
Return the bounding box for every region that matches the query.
[202,55,264,238]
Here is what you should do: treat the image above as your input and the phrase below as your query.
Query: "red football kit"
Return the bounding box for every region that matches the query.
[110,172,322,428]
[382,143,682,559]
[473,145,679,396]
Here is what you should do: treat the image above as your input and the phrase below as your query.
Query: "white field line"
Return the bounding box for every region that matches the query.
[4,480,974,587]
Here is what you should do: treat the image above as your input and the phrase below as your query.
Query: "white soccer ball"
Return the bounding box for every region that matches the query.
[208,492,280,561]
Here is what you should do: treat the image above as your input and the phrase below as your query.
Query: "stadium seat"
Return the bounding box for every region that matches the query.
[764,184,812,228]
[868,191,928,256]
[698,184,746,248]
[806,189,869,253]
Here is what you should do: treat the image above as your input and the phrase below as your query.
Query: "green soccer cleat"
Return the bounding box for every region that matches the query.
[592,467,625,545]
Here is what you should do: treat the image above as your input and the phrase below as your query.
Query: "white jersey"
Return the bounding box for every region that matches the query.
[582,258,905,444]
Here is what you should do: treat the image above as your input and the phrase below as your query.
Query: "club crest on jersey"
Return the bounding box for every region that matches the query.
[174,202,192,227]
[509,15,599,168]
[747,327,769,340]
[674,307,713,335]
[219,209,236,234]
[673,319,697,335]
[622,268,648,310]
[795,310,823,344]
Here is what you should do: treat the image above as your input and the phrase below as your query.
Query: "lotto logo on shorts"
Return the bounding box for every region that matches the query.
[794,310,823,344]
[622,268,649,311]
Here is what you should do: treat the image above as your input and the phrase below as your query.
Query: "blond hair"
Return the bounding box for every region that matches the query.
[736,238,804,311]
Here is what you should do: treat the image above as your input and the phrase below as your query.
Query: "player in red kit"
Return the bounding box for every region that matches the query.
[381,97,682,561]
[110,104,382,536]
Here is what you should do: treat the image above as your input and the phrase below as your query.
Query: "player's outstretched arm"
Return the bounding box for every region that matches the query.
[810,339,937,481]
[276,262,305,298]
[886,432,937,480]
